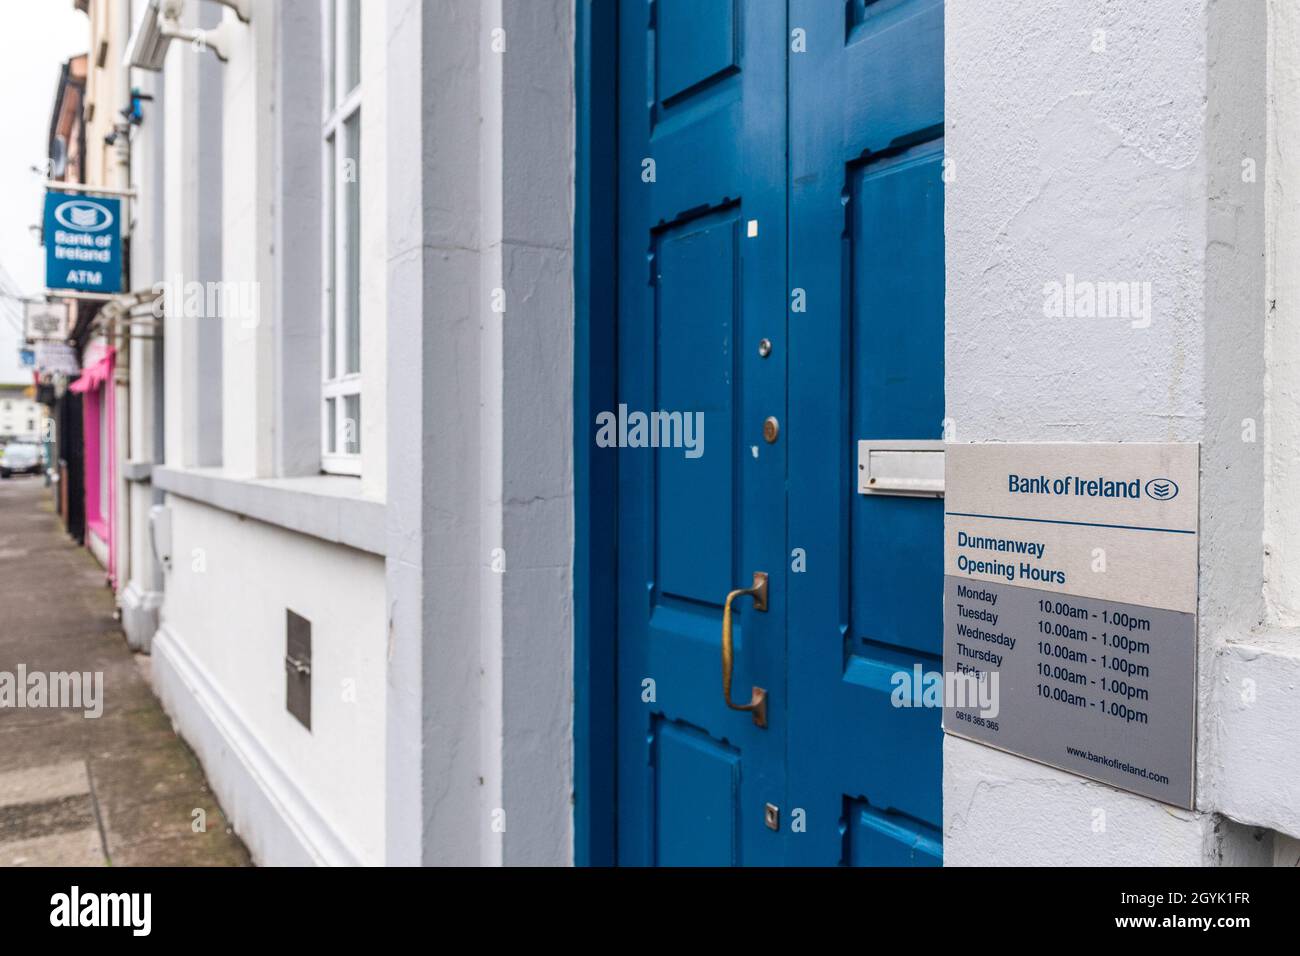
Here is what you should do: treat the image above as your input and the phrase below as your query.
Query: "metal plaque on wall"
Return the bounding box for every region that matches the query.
[943,443,1198,808]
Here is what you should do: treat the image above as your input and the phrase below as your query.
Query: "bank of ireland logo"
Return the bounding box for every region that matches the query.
[1144,478,1178,501]
[53,200,113,232]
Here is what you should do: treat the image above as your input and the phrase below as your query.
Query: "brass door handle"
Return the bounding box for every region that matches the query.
[722,571,768,728]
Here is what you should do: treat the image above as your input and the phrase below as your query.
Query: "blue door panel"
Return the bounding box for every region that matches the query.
[839,656,944,826]
[842,0,945,156]
[643,605,767,732]
[851,147,946,438]
[843,797,943,867]
[656,217,737,604]
[851,143,946,658]
[655,720,740,865]
[853,499,944,655]
[657,0,738,103]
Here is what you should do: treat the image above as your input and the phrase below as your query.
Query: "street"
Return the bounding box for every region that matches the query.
[0,477,248,866]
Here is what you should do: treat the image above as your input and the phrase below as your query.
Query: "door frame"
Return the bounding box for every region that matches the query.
[573,0,620,867]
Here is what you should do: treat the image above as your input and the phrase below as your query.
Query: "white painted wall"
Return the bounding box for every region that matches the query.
[944,0,1300,864]
[383,0,574,867]
[220,7,275,480]
[1198,0,1300,846]
[152,1,393,865]
[161,0,224,471]
[157,497,387,863]
[121,16,167,650]
[1266,0,1300,623]
[496,0,576,865]
[944,736,1271,866]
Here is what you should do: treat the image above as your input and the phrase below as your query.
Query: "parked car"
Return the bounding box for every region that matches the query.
[0,442,43,478]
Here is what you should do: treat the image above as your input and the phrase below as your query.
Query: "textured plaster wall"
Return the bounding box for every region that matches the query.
[1265,0,1300,624]
[496,0,577,869]
[946,0,1273,863]
[1200,1,1300,843]
[384,0,487,868]
[947,0,1207,445]
[383,0,574,866]
[944,737,1272,866]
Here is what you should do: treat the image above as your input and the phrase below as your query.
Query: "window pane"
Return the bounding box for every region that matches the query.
[326,398,337,454]
[345,0,361,94]
[326,133,337,380]
[344,393,361,455]
[344,108,361,375]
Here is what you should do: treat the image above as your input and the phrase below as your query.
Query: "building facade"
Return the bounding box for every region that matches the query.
[0,390,41,444]
[33,0,1300,866]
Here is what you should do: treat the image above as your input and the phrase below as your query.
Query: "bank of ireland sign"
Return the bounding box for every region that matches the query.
[943,443,1200,809]
[43,191,122,294]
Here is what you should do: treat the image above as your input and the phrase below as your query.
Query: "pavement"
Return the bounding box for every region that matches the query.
[0,475,250,866]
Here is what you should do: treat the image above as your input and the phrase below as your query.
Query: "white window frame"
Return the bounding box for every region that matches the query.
[321,0,362,475]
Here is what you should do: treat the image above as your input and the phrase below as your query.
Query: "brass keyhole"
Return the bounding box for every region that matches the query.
[763,416,780,444]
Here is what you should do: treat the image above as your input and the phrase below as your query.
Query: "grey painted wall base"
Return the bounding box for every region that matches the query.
[119,582,162,653]
[151,627,363,866]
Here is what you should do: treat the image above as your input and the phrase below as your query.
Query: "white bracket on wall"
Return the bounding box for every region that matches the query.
[207,0,252,23]
[857,440,945,498]
[124,0,251,71]
[149,504,173,571]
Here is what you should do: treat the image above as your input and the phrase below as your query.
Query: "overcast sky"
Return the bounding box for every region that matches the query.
[0,0,89,383]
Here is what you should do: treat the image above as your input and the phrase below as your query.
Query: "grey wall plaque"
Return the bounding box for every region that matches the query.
[943,443,1198,808]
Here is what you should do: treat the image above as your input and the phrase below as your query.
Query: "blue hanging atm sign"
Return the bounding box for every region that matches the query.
[44,191,122,294]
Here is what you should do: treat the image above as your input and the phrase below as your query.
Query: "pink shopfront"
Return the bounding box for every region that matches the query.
[70,343,116,585]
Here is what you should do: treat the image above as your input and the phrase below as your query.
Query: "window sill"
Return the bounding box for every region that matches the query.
[152,467,386,556]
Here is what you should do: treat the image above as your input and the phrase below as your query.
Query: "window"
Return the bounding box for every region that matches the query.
[321,0,362,475]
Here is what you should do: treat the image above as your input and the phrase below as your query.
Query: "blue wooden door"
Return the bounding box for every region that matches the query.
[615,0,944,866]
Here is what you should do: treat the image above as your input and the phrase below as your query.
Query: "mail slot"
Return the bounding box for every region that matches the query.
[857,440,945,497]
